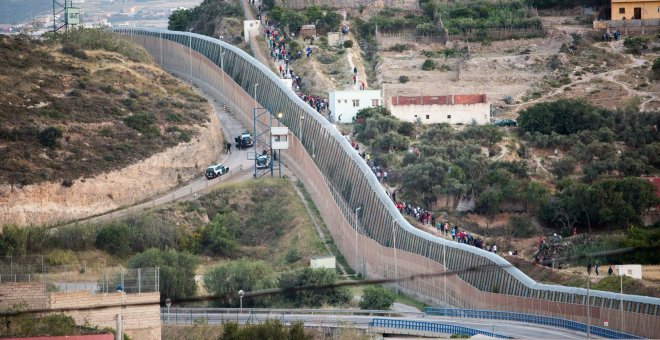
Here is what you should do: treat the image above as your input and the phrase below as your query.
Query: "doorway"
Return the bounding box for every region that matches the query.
[634,7,642,19]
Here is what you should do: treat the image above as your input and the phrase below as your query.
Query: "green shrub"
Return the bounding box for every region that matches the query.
[38,126,63,148]
[388,43,410,52]
[624,36,650,54]
[421,59,436,71]
[53,224,97,251]
[203,259,277,307]
[652,58,660,80]
[3,313,78,337]
[61,43,88,60]
[220,320,311,340]
[127,249,198,301]
[359,285,395,310]
[398,75,410,83]
[285,248,300,264]
[278,268,351,307]
[343,39,354,48]
[0,225,49,256]
[507,215,539,238]
[45,249,78,266]
[123,112,159,136]
[95,222,132,256]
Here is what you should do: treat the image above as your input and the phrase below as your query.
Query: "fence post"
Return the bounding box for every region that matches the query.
[138,268,142,293]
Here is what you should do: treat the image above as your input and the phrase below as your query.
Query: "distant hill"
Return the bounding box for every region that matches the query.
[0,0,52,24]
[0,29,210,186]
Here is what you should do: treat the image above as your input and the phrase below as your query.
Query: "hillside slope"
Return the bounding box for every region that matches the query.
[0,30,223,226]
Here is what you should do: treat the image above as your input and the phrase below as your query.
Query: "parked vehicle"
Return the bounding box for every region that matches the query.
[234,132,253,149]
[205,164,229,179]
[256,155,271,169]
[493,119,517,127]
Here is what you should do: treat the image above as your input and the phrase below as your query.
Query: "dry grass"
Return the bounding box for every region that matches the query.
[643,265,660,283]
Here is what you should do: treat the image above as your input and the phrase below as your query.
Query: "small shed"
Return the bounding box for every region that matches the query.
[299,24,317,39]
[310,255,336,269]
[615,264,642,279]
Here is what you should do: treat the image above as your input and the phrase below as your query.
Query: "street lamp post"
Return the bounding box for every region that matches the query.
[238,290,244,310]
[165,298,171,323]
[587,276,591,339]
[188,28,193,84]
[254,83,259,109]
[299,115,305,147]
[392,219,398,295]
[354,207,361,277]
[220,50,226,96]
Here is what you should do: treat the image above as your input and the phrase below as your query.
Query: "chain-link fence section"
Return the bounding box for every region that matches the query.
[0,256,159,294]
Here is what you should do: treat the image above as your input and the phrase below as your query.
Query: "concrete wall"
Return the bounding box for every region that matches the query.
[616,264,643,279]
[329,90,381,123]
[0,282,160,340]
[389,102,490,125]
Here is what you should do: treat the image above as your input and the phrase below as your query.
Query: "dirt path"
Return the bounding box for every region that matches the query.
[507,40,659,114]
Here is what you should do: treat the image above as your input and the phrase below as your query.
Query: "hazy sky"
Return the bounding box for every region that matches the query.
[0,0,52,24]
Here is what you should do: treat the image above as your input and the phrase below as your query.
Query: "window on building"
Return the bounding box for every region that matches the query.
[658,6,660,13]
[352,99,360,107]
[447,115,451,119]
[372,99,379,106]
[619,7,625,14]
[426,115,430,119]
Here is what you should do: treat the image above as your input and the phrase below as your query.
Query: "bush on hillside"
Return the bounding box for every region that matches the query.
[38,126,63,148]
[421,59,436,71]
[359,286,395,310]
[203,259,277,307]
[127,249,199,301]
[278,268,351,307]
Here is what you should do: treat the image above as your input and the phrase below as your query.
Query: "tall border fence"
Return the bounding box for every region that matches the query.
[114,28,660,338]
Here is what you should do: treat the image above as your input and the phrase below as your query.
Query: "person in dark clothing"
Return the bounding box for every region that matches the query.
[587,263,592,275]
[608,265,614,276]
[226,142,232,154]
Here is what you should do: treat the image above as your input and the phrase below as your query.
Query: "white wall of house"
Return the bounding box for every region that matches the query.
[329,90,382,123]
[615,264,642,279]
[243,20,261,43]
[388,102,491,125]
[310,256,336,269]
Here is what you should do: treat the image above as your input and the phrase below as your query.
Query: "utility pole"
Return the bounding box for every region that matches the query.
[354,207,361,277]
[392,219,398,295]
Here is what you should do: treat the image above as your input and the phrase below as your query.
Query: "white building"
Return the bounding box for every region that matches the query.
[310,255,336,270]
[329,90,382,123]
[243,20,261,43]
[386,94,490,125]
[615,264,642,280]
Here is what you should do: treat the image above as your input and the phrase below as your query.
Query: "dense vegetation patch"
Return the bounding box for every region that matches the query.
[0,30,209,186]
[352,99,659,233]
[421,0,542,35]
[168,0,243,37]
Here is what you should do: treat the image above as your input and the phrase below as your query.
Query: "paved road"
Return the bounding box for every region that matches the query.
[161,310,597,339]
[79,87,260,225]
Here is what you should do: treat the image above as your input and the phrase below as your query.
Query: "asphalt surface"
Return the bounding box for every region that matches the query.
[161,311,597,339]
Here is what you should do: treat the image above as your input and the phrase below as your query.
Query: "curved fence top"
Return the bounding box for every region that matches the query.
[114,27,660,307]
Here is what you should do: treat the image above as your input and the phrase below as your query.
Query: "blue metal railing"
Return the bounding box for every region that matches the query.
[424,308,642,339]
[370,318,511,338]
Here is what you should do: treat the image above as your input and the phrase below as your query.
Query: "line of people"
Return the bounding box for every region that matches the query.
[391,192,498,254]
[263,25,331,117]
